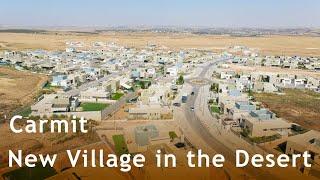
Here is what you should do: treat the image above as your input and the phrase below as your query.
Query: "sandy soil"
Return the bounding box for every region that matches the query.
[0,67,102,170]
[227,64,320,78]
[254,89,320,131]
[107,103,136,120]
[0,122,100,167]
[0,67,48,117]
[0,32,320,56]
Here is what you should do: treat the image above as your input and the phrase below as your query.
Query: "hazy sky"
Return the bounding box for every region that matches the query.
[1,0,319,28]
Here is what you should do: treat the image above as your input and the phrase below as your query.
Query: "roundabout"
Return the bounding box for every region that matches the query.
[187,78,211,86]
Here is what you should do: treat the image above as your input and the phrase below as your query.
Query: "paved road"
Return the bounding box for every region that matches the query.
[180,58,312,180]
[181,58,278,179]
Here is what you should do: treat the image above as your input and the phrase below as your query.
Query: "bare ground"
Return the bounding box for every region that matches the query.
[0,32,320,56]
[254,89,320,131]
[0,67,48,118]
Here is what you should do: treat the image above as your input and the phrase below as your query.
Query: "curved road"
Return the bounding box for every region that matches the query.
[182,59,278,179]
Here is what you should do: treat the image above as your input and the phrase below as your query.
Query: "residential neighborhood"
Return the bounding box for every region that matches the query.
[0,40,320,179]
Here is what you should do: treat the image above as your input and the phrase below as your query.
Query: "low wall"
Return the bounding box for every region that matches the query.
[101,92,138,120]
[34,111,102,121]
[79,98,117,104]
[32,92,138,121]
[54,111,102,121]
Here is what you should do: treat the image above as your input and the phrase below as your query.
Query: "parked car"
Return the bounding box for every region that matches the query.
[173,102,181,107]
[182,93,188,103]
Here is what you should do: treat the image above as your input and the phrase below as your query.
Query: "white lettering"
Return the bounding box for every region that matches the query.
[236,150,249,167]
[10,115,22,133]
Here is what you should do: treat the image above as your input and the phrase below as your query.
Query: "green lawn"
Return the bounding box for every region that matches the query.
[112,134,129,155]
[111,92,124,100]
[80,102,109,111]
[2,162,57,180]
[211,106,221,114]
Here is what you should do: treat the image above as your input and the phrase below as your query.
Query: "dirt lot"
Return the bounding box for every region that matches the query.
[0,67,48,118]
[0,122,101,168]
[254,89,320,131]
[228,64,320,78]
[1,32,320,56]
[107,103,136,120]
[0,68,102,168]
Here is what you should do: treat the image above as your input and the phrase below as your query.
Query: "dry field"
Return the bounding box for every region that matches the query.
[0,32,320,56]
[0,122,100,169]
[0,68,101,170]
[228,64,320,78]
[254,89,320,131]
[0,67,48,117]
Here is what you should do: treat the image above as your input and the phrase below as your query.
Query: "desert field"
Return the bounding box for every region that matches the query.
[0,68,101,171]
[225,64,320,130]
[0,32,320,56]
[228,64,320,78]
[254,89,320,131]
[0,67,47,118]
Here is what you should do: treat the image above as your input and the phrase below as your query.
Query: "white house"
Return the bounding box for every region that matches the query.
[80,87,110,102]
[147,68,156,78]
[51,75,70,88]
[281,78,293,87]
[294,78,306,87]
[166,67,178,77]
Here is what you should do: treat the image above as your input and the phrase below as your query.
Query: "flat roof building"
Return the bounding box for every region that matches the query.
[242,109,291,137]
[285,130,320,178]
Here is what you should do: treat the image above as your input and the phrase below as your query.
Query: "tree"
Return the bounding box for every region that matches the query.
[176,75,184,85]
[210,83,219,93]
[140,81,146,89]
[248,87,254,97]
[160,65,165,75]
